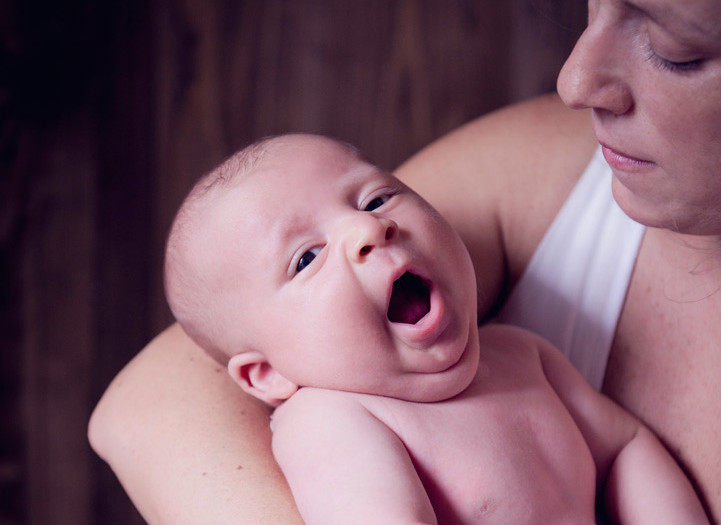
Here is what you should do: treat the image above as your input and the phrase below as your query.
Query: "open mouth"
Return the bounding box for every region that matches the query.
[387,272,431,324]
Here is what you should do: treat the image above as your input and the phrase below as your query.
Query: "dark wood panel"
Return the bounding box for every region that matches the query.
[1,1,586,523]
[21,115,95,525]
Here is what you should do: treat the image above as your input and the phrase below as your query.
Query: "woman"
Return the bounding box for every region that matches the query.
[89,0,721,522]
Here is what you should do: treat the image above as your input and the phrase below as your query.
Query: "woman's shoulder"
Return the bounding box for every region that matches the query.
[396,94,598,313]
[397,93,595,186]
[397,93,597,214]
[482,94,599,282]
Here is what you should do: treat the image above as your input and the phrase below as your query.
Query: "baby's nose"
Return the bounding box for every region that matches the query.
[350,216,398,262]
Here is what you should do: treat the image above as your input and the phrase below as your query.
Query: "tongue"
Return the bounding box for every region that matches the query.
[388,272,431,324]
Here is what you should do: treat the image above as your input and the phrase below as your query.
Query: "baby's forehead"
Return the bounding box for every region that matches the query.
[258,136,360,171]
[194,135,372,229]
[241,138,366,189]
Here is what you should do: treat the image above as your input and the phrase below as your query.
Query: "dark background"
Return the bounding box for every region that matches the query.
[1,1,587,523]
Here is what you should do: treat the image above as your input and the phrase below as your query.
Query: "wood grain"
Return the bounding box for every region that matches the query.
[1,1,585,523]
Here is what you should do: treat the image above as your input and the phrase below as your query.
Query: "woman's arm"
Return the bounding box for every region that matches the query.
[88,324,304,524]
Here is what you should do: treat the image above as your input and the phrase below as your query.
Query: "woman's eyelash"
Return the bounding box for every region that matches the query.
[644,45,703,73]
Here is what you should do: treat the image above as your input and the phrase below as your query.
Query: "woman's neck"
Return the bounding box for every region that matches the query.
[648,227,721,302]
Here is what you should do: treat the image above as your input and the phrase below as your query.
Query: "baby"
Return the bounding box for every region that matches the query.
[164,134,707,524]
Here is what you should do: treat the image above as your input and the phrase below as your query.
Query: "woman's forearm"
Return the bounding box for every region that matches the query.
[88,323,304,524]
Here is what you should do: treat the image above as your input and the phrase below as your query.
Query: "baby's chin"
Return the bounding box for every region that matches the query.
[394,347,480,403]
[393,377,475,404]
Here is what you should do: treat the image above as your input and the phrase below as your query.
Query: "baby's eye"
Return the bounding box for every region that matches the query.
[364,194,390,212]
[296,247,321,273]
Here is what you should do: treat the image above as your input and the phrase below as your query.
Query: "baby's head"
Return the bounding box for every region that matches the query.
[164,136,284,363]
[165,134,480,406]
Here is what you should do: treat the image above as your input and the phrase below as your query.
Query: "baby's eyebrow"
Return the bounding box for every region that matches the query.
[266,215,314,272]
[331,166,394,202]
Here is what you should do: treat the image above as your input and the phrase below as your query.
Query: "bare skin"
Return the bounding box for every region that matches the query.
[272,323,708,524]
[157,135,702,524]
[89,92,721,522]
[400,93,721,520]
[605,227,721,517]
[88,325,302,524]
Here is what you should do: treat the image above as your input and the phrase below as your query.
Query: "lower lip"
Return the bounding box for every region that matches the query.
[601,145,655,173]
[392,289,446,348]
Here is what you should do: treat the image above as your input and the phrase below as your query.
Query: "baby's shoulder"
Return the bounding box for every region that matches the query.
[273,387,390,434]
[468,323,554,392]
[477,323,544,360]
[275,387,361,419]
[271,388,405,462]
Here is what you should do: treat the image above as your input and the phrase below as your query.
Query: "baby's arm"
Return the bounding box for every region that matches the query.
[603,424,709,524]
[271,388,437,525]
[534,331,709,524]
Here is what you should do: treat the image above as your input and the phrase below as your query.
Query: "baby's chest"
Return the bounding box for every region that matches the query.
[376,390,596,522]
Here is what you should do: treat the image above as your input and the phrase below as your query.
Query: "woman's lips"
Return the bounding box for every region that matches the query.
[601,143,655,172]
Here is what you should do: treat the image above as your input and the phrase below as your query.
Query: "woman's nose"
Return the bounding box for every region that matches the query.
[346,214,399,262]
[556,16,633,116]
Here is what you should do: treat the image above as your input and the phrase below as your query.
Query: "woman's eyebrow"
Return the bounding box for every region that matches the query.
[631,0,718,39]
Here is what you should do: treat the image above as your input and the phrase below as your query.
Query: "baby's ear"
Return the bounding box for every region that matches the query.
[227,352,298,407]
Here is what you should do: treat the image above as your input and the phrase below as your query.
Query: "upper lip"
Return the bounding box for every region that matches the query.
[384,253,433,313]
[599,139,653,164]
[593,124,650,164]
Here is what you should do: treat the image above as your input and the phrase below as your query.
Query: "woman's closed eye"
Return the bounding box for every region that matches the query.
[296,246,322,273]
[644,43,704,73]
[648,52,703,72]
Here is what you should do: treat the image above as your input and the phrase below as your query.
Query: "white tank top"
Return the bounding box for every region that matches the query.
[495,148,645,390]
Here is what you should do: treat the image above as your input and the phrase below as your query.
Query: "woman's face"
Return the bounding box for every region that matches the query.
[557,0,721,234]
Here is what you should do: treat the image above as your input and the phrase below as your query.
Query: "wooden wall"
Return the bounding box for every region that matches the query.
[1,1,587,523]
